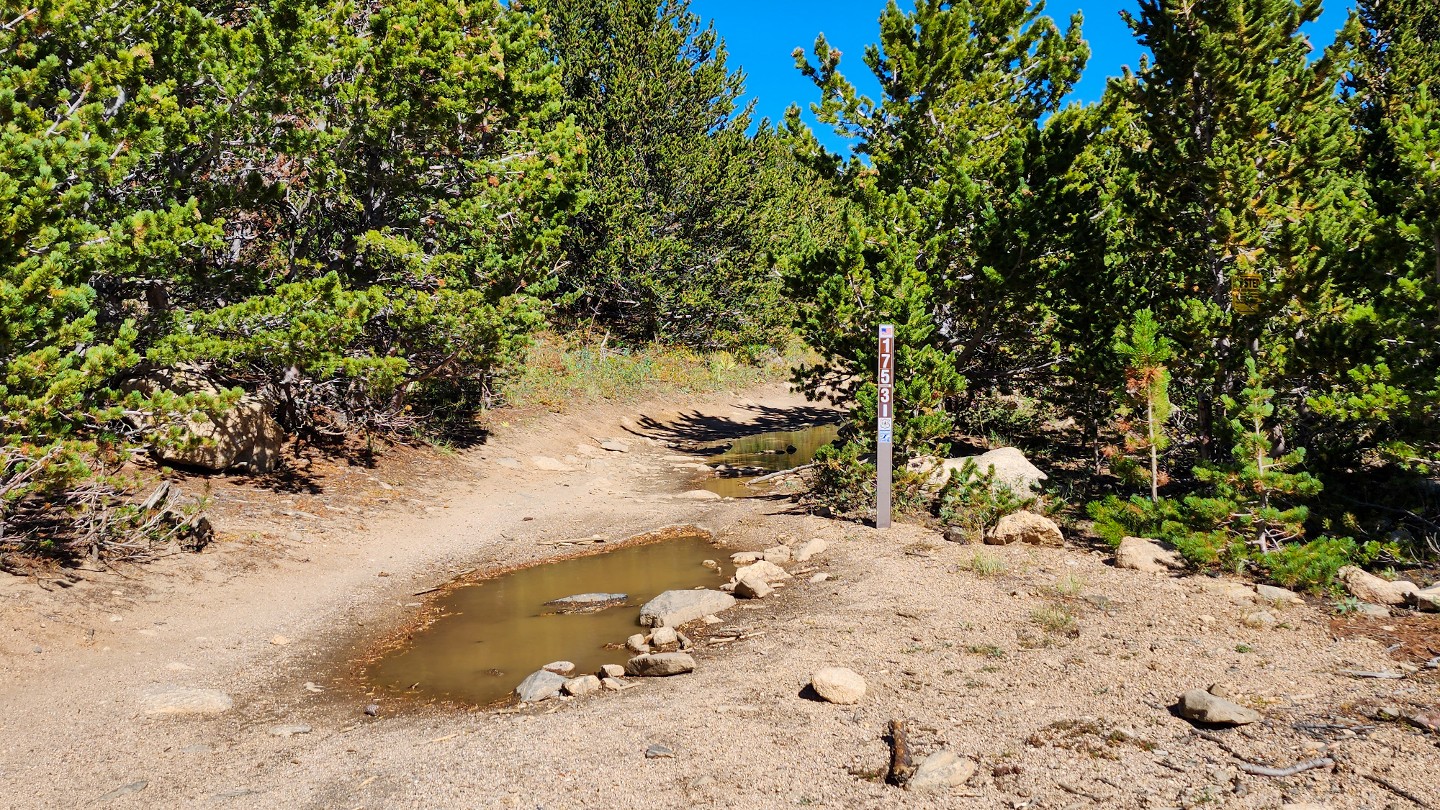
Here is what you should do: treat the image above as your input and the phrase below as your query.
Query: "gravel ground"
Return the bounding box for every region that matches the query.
[0,386,1436,809]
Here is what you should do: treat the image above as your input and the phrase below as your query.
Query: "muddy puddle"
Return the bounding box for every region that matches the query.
[366,535,727,707]
[700,423,840,498]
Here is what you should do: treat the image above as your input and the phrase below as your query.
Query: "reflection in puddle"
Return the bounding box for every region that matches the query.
[700,423,840,498]
[367,536,725,707]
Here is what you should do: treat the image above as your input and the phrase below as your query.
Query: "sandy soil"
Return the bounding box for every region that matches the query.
[0,384,1436,810]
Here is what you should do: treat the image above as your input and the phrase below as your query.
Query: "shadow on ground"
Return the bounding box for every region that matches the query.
[632,403,841,448]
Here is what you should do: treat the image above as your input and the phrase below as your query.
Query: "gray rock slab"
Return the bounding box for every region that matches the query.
[514,669,567,703]
[638,589,735,627]
[906,750,976,793]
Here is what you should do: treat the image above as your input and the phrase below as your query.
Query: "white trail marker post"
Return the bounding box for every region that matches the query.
[876,324,895,529]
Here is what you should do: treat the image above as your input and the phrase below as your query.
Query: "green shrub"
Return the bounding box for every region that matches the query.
[937,459,1036,540]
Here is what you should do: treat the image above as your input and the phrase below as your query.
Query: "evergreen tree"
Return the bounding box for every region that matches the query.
[1109,310,1174,502]
[788,0,1088,458]
[1113,0,1365,460]
[537,0,800,351]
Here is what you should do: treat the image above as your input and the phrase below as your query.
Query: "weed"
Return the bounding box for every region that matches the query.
[1052,573,1086,597]
[1235,643,1254,653]
[966,644,1007,659]
[964,552,1007,577]
[1031,604,1079,635]
[1331,595,1362,615]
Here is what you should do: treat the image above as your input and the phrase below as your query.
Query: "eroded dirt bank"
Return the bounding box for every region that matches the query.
[1,384,1437,809]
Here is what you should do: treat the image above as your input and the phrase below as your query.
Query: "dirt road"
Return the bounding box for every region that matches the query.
[1,384,1436,809]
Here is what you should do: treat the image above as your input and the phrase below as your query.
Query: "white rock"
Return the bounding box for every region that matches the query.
[734,575,773,599]
[762,545,792,563]
[809,573,831,584]
[530,456,573,472]
[648,626,679,648]
[638,590,736,628]
[730,552,762,564]
[984,511,1063,546]
[732,560,792,585]
[932,447,1047,493]
[811,667,866,705]
[625,653,695,677]
[600,664,626,678]
[1338,566,1418,606]
[906,750,976,793]
[270,724,312,737]
[563,675,602,696]
[542,661,575,676]
[794,538,828,562]
[1115,536,1184,573]
[625,634,650,654]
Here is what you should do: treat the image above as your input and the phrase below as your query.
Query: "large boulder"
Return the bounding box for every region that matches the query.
[638,589,735,628]
[983,511,1063,546]
[1116,536,1185,573]
[128,367,284,473]
[923,447,1047,494]
[1337,566,1418,606]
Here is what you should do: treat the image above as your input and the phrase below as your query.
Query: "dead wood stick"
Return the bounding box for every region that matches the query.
[886,719,915,786]
[1338,669,1406,679]
[1363,772,1433,809]
[1234,758,1334,778]
[1058,781,1109,802]
[1195,730,1334,778]
[745,464,816,486]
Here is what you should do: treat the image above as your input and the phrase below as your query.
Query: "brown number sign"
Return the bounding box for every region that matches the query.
[877,324,894,529]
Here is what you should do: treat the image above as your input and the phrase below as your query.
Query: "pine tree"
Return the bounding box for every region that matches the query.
[1110,310,1174,502]
[788,0,1088,458]
[536,0,800,351]
[1113,0,1366,461]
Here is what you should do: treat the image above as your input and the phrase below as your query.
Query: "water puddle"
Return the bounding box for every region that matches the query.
[699,423,840,498]
[366,534,728,707]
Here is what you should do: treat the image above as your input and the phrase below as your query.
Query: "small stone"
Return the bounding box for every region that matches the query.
[270,724,312,737]
[762,545,792,563]
[563,675,602,696]
[626,634,651,654]
[701,615,723,625]
[514,670,567,702]
[649,626,679,648]
[906,750,977,793]
[730,552,762,564]
[811,667,866,705]
[701,559,719,570]
[600,664,626,678]
[542,661,575,676]
[942,526,971,543]
[645,744,675,759]
[364,704,380,716]
[625,652,696,677]
[734,574,773,599]
[794,538,828,562]
[809,573,831,584]
[1208,682,1234,699]
[139,686,233,716]
[270,635,291,646]
[1241,610,1277,629]
[1176,689,1261,726]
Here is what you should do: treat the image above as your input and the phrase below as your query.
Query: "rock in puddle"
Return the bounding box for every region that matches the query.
[649,626,679,648]
[515,669,568,702]
[542,661,575,676]
[139,686,233,716]
[625,633,651,654]
[906,750,976,793]
[811,668,866,705]
[638,589,735,628]
[731,552,762,565]
[625,653,696,677]
[1176,689,1261,726]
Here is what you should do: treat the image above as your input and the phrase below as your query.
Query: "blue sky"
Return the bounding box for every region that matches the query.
[689,0,1355,151]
